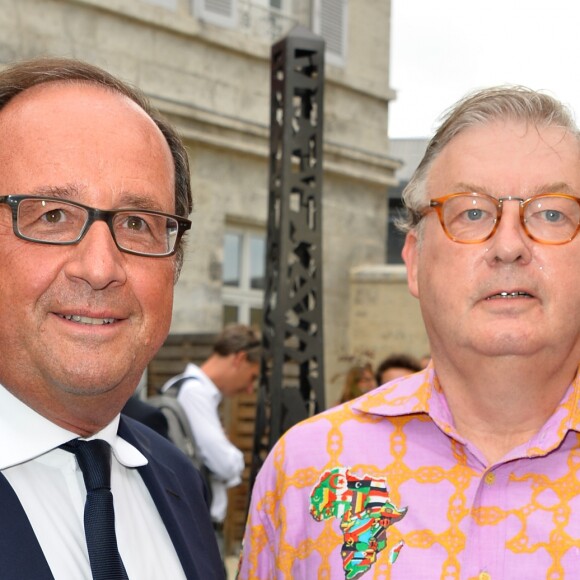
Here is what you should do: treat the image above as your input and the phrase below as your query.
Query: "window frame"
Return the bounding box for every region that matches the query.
[222,225,266,326]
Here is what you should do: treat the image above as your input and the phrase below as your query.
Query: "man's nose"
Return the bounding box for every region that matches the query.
[485,201,533,264]
[62,221,127,289]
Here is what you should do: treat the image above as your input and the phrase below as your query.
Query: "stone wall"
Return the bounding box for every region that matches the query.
[343,264,430,398]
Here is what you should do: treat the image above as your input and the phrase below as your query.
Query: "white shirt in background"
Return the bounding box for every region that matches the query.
[164,363,244,522]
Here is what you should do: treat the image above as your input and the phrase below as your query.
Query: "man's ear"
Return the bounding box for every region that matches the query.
[402,230,420,299]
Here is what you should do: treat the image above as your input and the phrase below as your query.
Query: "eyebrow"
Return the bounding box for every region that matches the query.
[31,185,79,199]
[28,185,170,212]
[116,193,169,212]
[447,182,577,197]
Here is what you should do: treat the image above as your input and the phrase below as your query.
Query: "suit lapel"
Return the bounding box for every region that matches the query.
[0,473,54,579]
[119,417,223,580]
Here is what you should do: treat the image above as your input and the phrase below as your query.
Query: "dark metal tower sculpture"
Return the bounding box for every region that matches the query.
[251,26,326,487]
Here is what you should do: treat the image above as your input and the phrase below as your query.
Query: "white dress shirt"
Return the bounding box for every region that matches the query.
[164,363,244,522]
[0,384,186,580]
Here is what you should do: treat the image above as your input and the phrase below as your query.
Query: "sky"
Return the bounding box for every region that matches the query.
[388,0,580,138]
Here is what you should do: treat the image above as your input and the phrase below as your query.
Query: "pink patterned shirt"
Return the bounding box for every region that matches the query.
[238,366,580,579]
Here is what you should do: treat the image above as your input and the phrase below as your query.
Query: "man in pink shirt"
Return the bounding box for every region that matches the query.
[239,86,580,579]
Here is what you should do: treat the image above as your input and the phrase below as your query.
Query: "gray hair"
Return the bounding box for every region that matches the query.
[398,85,579,235]
[0,57,192,279]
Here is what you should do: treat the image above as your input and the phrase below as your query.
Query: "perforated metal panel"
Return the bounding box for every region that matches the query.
[251,26,326,487]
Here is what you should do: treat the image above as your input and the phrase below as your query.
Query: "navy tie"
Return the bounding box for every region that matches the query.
[61,439,129,580]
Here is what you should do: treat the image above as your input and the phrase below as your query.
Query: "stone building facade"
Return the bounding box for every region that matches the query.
[346,138,431,377]
[0,0,427,401]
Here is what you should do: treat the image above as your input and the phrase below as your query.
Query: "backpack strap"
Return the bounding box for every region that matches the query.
[147,394,197,461]
[147,377,212,500]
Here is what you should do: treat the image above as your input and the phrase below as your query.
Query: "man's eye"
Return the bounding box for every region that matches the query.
[465,209,484,221]
[42,209,66,223]
[126,216,147,231]
[543,209,563,222]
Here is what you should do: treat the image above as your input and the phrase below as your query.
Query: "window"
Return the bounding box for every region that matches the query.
[193,0,237,28]
[387,197,405,264]
[312,0,347,66]
[223,228,266,326]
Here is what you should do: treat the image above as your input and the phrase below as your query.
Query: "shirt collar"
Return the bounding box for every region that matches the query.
[166,362,222,403]
[0,383,147,469]
[352,364,439,418]
[352,364,580,453]
[553,370,580,434]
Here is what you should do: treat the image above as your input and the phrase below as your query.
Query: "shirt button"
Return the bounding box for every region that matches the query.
[484,472,496,485]
[479,572,492,580]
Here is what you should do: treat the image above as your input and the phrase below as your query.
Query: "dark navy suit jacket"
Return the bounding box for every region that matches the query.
[0,415,225,579]
[122,396,170,439]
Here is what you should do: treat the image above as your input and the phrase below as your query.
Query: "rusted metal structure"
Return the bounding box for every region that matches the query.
[251,26,326,486]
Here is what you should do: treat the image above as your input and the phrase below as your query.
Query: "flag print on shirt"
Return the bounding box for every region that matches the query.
[310,466,407,579]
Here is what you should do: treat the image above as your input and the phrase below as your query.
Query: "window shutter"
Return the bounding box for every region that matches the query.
[193,0,237,28]
[313,0,347,65]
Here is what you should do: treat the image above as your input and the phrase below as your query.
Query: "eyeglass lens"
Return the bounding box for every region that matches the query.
[16,198,179,255]
[440,194,580,243]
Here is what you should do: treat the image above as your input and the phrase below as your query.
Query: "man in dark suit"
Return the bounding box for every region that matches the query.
[122,394,170,439]
[0,57,223,579]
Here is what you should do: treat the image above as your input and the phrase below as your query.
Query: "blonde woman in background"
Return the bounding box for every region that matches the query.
[338,363,377,404]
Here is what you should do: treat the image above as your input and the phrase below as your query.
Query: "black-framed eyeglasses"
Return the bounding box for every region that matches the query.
[422,191,580,245]
[0,195,191,257]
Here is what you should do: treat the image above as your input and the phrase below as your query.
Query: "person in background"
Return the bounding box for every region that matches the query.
[162,324,261,554]
[121,372,170,439]
[122,394,170,439]
[238,85,580,579]
[0,57,223,579]
[337,363,377,404]
[375,353,423,385]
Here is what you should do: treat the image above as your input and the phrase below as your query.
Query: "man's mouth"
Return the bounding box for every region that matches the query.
[486,291,533,300]
[58,314,117,325]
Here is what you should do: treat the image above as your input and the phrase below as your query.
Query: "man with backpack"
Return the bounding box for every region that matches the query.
[161,324,261,552]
